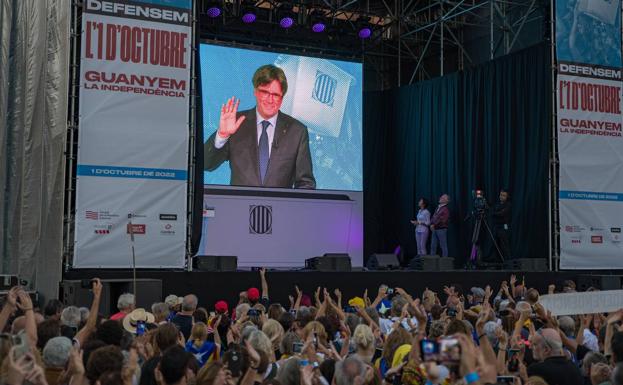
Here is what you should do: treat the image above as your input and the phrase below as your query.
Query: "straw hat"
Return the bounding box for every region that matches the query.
[122,308,155,334]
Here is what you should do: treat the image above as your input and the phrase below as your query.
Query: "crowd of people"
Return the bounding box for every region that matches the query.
[0,269,622,385]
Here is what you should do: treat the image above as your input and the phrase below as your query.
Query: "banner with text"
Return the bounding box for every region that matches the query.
[556,0,623,268]
[74,0,191,268]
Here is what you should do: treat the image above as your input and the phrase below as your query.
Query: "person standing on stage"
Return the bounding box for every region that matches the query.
[492,189,512,259]
[430,194,450,257]
[411,198,431,256]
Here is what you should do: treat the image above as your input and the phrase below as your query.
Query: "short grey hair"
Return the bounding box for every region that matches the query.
[241,325,259,344]
[236,303,250,320]
[43,337,73,368]
[151,302,169,320]
[582,351,608,376]
[61,306,81,328]
[182,294,198,312]
[558,316,575,337]
[335,356,366,385]
[117,293,135,310]
[390,296,408,317]
[79,307,90,323]
[280,332,301,356]
[276,357,302,385]
[248,330,272,357]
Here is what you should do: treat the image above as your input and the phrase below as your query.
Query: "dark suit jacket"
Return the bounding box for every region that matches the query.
[204,108,316,189]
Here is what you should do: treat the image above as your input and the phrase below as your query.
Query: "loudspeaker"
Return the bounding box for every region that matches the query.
[61,279,162,316]
[577,275,622,291]
[503,258,547,271]
[194,255,238,271]
[366,254,400,270]
[305,254,351,272]
[408,255,454,271]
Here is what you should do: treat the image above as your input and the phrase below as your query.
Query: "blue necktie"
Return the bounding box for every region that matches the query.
[259,120,270,184]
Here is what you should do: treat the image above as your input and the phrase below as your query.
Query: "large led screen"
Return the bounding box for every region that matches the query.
[200,44,363,191]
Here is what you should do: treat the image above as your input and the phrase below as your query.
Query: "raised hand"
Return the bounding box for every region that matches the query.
[16,289,33,311]
[217,97,246,138]
[92,278,103,298]
[334,288,342,299]
[6,287,18,310]
[510,274,517,286]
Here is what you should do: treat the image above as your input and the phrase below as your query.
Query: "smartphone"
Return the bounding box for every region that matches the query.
[343,306,357,313]
[497,375,519,384]
[227,351,242,377]
[313,332,318,349]
[136,320,146,336]
[420,339,439,362]
[12,332,30,361]
[292,342,304,354]
[209,311,216,317]
[386,288,394,295]
[299,359,309,367]
[447,308,457,317]
[439,337,461,364]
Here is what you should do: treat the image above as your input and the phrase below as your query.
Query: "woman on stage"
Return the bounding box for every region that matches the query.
[411,198,431,256]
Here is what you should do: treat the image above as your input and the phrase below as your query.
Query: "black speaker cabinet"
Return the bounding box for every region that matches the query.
[367,254,400,270]
[305,254,351,272]
[408,255,454,271]
[194,255,238,271]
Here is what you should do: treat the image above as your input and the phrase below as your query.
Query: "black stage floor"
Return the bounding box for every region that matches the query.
[63,269,593,310]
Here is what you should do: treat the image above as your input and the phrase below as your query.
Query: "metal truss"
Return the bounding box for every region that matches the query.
[197,0,548,89]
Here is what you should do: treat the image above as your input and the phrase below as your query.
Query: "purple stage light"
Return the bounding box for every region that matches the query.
[207,6,221,17]
[279,16,294,28]
[312,22,325,33]
[358,27,371,38]
[242,12,256,23]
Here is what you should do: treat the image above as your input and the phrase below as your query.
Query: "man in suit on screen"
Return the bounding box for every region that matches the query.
[204,65,316,189]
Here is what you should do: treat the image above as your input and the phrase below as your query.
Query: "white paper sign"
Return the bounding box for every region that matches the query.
[540,290,623,316]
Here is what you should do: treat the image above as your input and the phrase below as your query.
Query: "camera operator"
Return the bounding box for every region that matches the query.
[492,189,511,259]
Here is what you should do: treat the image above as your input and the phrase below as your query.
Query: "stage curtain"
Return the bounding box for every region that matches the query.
[364,43,551,265]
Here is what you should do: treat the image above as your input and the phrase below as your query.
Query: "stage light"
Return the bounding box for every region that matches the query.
[240,0,257,23]
[278,3,295,29]
[241,9,256,23]
[357,16,372,39]
[206,1,222,18]
[280,16,294,28]
[309,10,327,33]
[358,26,371,38]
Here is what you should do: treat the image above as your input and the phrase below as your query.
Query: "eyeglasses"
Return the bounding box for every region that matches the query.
[256,89,283,101]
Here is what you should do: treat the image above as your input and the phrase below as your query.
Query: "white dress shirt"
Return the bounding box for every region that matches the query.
[214,111,278,157]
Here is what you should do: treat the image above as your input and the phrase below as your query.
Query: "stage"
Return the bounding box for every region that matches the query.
[62,269,599,313]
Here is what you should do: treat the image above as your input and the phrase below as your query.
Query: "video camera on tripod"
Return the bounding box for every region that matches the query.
[467,189,505,268]
[472,189,488,214]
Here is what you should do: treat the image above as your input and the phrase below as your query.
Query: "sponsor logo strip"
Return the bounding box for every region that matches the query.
[77,165,187,181]
[559,190,623,202]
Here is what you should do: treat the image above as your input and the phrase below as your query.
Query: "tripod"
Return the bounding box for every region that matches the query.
[468,209,505,268]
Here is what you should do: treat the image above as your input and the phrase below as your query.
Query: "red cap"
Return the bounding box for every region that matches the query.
[247,287,260,301]
[215,300,228,313]
[300,294,312,307]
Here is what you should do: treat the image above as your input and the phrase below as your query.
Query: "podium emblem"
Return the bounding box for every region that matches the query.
[249,205,272,234]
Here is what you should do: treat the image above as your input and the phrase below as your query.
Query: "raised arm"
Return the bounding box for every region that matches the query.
[259,268,269,300]
[75,278,103,346]
[16,289,37,348]
[371,286,387,308]
[0,287,18,333]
